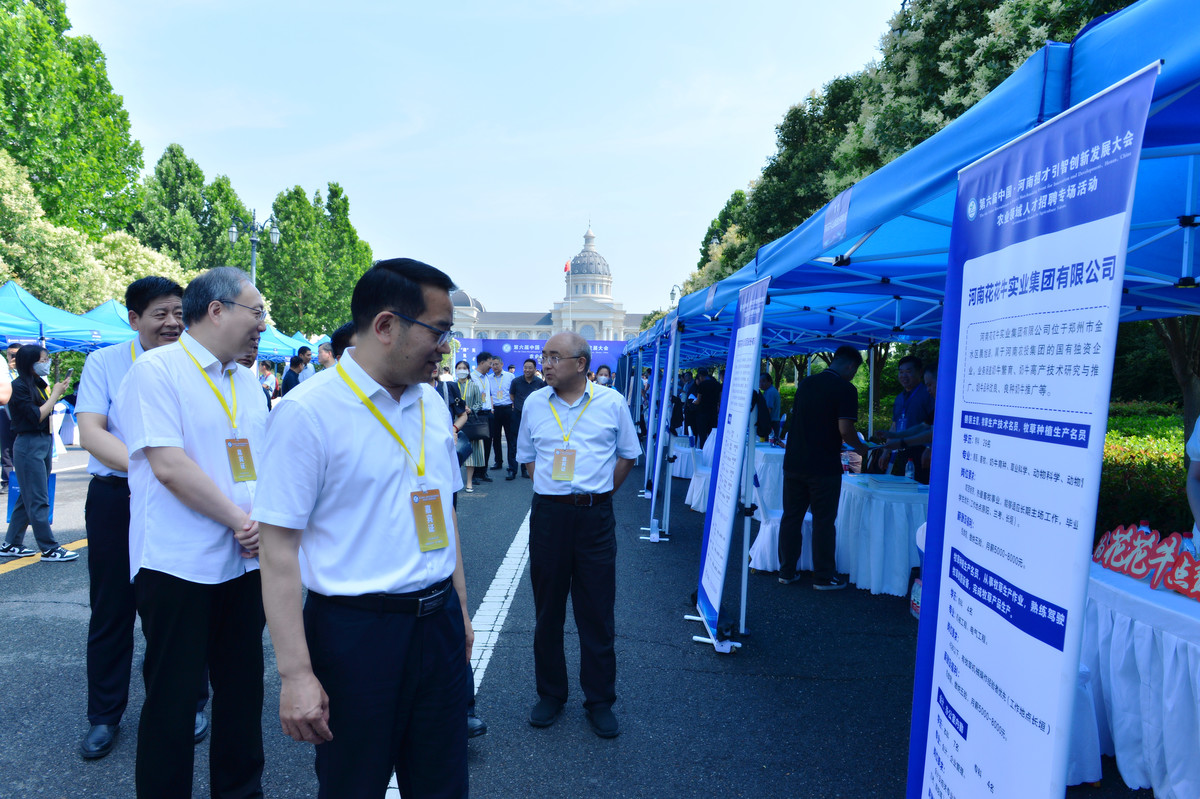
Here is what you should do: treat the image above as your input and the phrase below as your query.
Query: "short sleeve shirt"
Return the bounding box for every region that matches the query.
[783,368,858,476]
[75,337,141,477]
[252,349,463,596]
[516,382,641,494]
[116,331,267,584]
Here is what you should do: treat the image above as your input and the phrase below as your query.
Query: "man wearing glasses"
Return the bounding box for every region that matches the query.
[115,266,269,797]
[516,331,640,738]
[256,259,473,797]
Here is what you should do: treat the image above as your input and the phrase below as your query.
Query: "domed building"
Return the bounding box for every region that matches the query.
[448,228,644,341]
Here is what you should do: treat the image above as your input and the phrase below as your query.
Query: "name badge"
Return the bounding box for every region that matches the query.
[225,438,257,482]
[411,489,449,552]
[552,448,576,481]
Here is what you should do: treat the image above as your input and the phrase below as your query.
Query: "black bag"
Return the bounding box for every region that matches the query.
[462,411,490,441]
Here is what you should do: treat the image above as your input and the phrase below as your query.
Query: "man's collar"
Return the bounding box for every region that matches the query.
[180,331,230,374]
[340,348,420,407]
[551,379,592,407]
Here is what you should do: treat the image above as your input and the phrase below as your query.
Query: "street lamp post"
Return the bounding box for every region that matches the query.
[228,209,281,286]
[669,284,683,305]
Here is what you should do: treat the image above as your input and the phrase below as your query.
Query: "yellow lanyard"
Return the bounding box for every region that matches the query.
[179,340,239,434]
[337,361,425,477]
[130,339,137,362]
[548,383,595,446]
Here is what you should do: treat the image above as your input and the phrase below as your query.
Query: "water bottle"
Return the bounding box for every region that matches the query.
[905,459,915,481]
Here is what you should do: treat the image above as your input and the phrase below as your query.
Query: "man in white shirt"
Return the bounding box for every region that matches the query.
[516,331,641,738]
[316,342,334,370]
[486,356,517,478]
[297,345,315,382]
[76,276,217,760]
[256,258,472,798]
[115,266,269,798]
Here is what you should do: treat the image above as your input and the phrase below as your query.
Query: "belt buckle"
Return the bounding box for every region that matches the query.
[416,587,446,617]
[573,493,593,507]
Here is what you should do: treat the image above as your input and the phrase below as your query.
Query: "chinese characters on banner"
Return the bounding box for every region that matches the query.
[911,65,1158,799]
[695,278,770,649]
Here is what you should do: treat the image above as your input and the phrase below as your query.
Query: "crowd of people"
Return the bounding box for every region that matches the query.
[4,260,639,798]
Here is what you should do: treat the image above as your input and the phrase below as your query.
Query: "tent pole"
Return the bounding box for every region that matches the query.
[868,342,876,439]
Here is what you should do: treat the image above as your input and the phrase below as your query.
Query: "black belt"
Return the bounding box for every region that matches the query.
[92,474,128,486]
[536,491,612,507]
[309,577,453,617]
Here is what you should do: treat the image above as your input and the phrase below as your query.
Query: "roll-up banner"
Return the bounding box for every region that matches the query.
[693,277,770,651]
[908,64,1158,799]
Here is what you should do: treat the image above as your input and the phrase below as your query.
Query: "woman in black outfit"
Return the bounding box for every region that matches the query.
[0,344,76,561]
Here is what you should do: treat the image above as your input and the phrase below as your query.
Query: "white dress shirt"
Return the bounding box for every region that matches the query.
[251,349,463,596]
[76,336,141,477]
[516,381,641,495]
[298,362,316,382]
[117,331,267,584]
[486,370,514,406]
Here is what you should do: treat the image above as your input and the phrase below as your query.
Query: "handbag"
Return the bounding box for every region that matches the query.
[462,411,490,441]
[455,431,474,465]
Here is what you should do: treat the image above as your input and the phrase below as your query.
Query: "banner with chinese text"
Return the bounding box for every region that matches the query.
[908,65,1158,799]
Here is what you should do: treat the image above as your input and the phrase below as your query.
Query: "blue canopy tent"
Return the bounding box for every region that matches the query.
[83,299,133,331]
[664,0,1200,354]
[257,326,302,362]
[0,282,135,351]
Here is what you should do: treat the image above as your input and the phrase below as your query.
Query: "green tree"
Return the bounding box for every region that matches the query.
[697,190,748,269]
[128,144,207,271]
[258,186,326,336]
[198,174,253,271]
[0,0,142,235]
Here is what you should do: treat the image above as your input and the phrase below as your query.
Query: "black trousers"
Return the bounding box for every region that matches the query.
[135,569,264,799]
[528,495,617,709]
[778,472,842,581]
[490,404,515,468]
[513,411,529,474]
[0,410,12,486]
[478,410,492,465]
[306,590,469,799]
[86,478,208,725]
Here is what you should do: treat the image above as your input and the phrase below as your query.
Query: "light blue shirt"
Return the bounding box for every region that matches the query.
[487,370,515,406]
[75,336,141,477]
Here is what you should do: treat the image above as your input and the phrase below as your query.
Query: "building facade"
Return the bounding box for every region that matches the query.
[449,228,644,341]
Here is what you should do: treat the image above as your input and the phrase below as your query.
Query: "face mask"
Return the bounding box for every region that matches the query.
[597,376,609,385]
[456,369,469,379]
[33,362,50,377]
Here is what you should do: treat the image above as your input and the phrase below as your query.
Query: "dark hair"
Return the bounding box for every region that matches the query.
[331,321,354,360]
[298,346,311,356]
[524,358,537,368]
[6,341,20,352]
[289,356,303,369]
[475,351,491,366]
[351,258,455,335]
[126,276,183,317]
[898,354,923,372]
[183,267,252,326]
[831,345,864,368]
[596,364,612,376]
[924,362,938,378]
[15,344,47,378]
[455,360,470,371]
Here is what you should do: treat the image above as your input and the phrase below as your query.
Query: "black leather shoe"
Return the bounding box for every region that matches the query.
[193,712,209,744]
[491,463,503,470]
[505,470,516,481]
[477,473,493,483]
[520,470,529,478]
[467,708,487,738]
[529,697,564,728]
[586,706,620,738]
[80,724,118,759]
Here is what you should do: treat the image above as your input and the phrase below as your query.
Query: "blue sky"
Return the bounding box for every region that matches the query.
[66,0,899,317]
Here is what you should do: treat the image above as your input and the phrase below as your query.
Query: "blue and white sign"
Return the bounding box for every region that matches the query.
[451,338,624,373]
[695,277,770,648]
[908,65,1158,799]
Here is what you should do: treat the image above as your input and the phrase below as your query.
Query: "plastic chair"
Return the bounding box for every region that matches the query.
[748,474,811,572]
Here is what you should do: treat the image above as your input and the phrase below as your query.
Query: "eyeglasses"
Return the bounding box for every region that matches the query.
[389,311,452,347]
[221,300,267,322]
[540,353,582,366]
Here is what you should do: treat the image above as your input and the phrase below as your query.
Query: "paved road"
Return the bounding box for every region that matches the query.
[0,446,1150,797]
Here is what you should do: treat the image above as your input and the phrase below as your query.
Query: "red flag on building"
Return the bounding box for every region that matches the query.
[564,260,571,273]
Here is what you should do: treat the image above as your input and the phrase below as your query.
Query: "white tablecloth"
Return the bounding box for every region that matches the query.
[671,436,695,479]
[752,443,785,521]
[1080,563,1200,798]
[835,475,927,596]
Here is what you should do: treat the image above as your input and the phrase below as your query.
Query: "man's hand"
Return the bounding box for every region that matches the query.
[279,671,333,744]
[463,610,475,662]
[234,513,260,558]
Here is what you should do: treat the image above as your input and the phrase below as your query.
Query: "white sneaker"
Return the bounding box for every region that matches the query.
[0,543,37,558]
[40,546,78,562]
